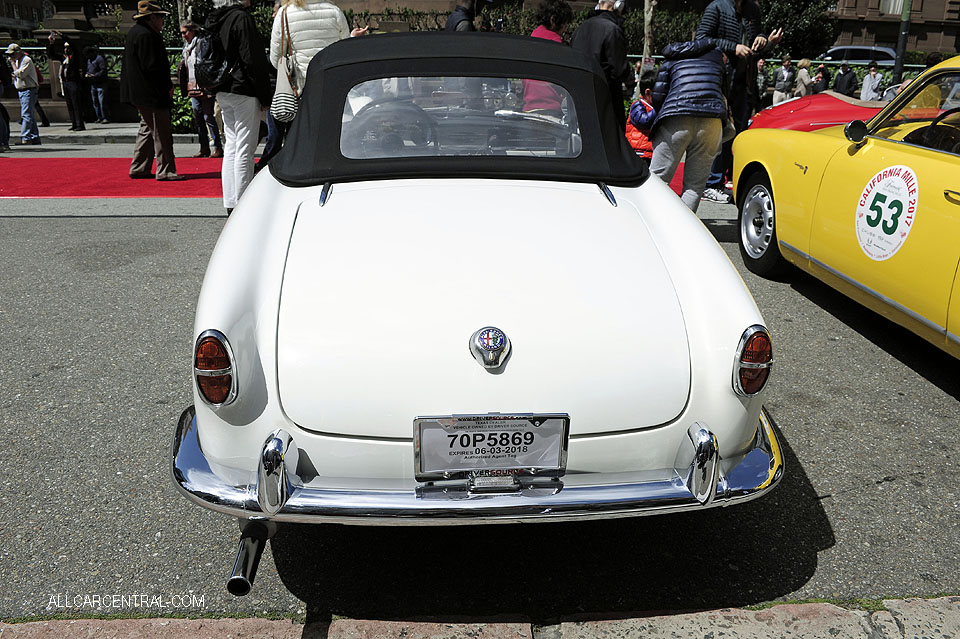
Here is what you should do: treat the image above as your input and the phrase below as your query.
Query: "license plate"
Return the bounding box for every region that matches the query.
[414,413,569,481]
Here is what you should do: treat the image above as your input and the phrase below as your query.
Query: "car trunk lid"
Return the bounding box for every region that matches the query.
[277,180,690,439]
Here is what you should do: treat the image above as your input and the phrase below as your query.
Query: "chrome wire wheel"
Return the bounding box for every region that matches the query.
[740,183,775,260]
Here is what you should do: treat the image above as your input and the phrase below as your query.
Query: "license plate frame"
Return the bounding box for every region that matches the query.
[414,413,570,482]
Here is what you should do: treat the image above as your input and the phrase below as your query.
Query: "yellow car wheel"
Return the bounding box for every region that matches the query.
[738,172,786,277]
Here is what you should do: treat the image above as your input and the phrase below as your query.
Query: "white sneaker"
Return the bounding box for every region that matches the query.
[702,187,732,203]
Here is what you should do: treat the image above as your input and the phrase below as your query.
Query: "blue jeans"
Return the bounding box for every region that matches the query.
[256,111,288,170]
[18,88,39,141]
[90,85,109,121]
[191,95,221,154]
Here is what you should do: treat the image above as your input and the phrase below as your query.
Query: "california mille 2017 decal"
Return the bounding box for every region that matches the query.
[856,165,918,261]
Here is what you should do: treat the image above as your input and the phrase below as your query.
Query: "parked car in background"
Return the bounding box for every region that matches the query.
[733,55,960,358]
[822,45,897,66]
[172,33,783,597]
[749,90,885,132]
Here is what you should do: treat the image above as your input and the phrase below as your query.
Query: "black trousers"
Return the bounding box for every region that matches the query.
[63,81,85,130]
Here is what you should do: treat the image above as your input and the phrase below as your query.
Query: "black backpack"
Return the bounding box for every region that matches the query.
[193,26,230,92]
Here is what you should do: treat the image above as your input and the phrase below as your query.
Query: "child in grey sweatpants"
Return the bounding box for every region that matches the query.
[648,39,729,212]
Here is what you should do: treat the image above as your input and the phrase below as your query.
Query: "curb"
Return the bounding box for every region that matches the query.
[2,598,959,638]
[27,133,200,145]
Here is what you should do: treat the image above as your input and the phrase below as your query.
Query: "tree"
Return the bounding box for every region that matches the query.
[643,0,656,61]
[760,0,838,59]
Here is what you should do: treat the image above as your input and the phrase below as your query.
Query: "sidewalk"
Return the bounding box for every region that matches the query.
[3,120,200,146]
[2,597,959,638]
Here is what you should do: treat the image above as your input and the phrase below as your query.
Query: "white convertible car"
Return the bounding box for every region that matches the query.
[172,33,782,595]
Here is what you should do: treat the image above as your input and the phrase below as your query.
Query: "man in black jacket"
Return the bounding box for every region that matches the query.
[571,0,634,132]
[120,0,183,180]
[696,0,781,202]
[833,61,858,98]
[205,0,272,214]
[445,0,478,31]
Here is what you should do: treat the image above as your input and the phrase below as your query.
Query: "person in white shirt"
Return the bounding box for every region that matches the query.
[860,61,882,101]
[5,43,41,145]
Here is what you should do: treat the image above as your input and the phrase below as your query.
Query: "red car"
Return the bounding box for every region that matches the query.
[748,90,886,132]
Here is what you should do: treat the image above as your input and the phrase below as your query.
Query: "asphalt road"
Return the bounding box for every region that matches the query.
[1,144,958,623]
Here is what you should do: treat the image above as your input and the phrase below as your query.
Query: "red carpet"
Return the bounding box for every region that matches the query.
[667,164,684,194]
[0,157,684,199]
[0,157,224,198]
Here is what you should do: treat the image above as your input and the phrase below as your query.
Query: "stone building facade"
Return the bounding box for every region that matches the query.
[829,0,958,53]
[0,0,49,39]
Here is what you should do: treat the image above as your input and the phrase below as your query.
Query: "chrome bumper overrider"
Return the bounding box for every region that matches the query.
[171,407,783,525]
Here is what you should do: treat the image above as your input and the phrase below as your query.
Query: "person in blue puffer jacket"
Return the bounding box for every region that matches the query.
[649,38,729,212]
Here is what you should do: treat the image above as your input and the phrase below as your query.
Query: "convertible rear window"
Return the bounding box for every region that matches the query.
[340,76,581,159]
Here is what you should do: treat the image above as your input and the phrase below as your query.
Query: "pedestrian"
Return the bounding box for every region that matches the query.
[205,0,273,214]
[445,0,482,31]
[696,0,782,203]
[259,0,365,170]
[522,0,573,117]
[793,58,813,98]
[833,60,858,97]
[571,0,635,132]
[30,63,51,127]
[811,63,830,93]
[772,54,795,104]
[47,32,87,131]
[527,0,572,44]
[85,45,111,123]
[5,43,41,145]
[0,54,11,151]
[179,21,223,158]
[270,0,366,89]
[860,60,881,101]
[648,39,729,212]
[751,56,768,113]
[625,69,657,166]
[120,0,184,180]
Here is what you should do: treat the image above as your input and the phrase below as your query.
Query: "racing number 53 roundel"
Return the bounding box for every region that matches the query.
[855,165,918,261]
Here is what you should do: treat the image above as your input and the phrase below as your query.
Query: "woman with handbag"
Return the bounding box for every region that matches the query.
[179,21,223,158]
[267,0,367,128]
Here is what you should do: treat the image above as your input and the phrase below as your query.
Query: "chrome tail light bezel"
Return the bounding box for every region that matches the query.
[194,329,238,407]
[733,325,773,397]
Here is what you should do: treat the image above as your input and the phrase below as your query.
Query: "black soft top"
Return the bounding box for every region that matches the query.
[269,32,648,188]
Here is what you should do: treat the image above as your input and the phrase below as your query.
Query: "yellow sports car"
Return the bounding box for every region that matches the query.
[733,55,960,358]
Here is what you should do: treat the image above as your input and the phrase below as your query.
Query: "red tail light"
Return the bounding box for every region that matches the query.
[734,326,773,396]
[195,330,236,405]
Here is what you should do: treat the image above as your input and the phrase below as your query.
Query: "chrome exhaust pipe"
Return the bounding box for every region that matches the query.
[226,521,269,596]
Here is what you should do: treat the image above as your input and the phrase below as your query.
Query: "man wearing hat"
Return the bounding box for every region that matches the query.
[833,60,859,98]
[120,0,184,180]
[5,43,41,145]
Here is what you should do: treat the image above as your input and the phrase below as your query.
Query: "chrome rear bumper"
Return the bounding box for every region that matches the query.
[171,407,783,525]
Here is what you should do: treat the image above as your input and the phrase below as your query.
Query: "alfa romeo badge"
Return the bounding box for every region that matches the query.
[469,326,511,369]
